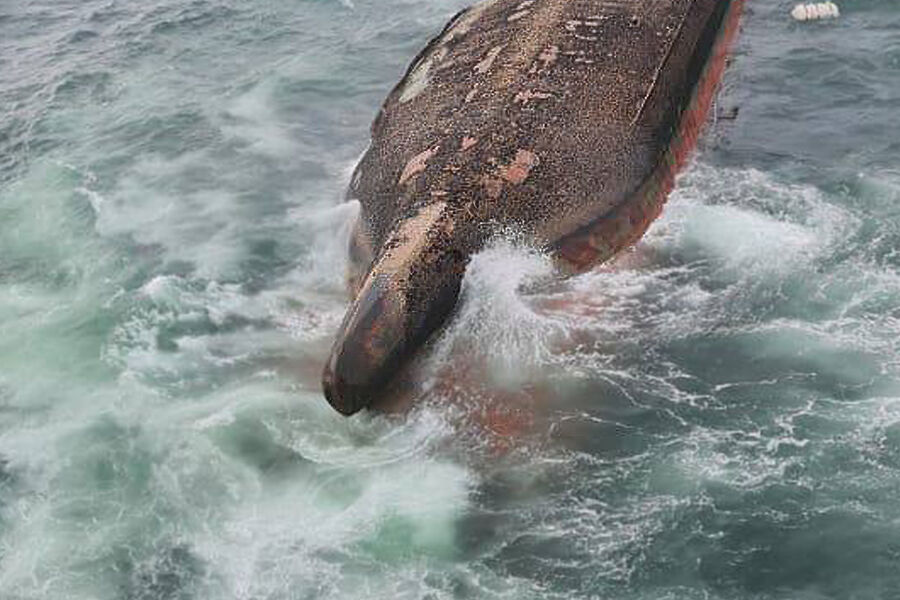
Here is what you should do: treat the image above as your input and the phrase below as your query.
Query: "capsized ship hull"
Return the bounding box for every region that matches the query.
[324,0,745,415]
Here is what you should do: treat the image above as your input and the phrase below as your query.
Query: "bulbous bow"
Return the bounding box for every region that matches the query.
[322,203,468,415]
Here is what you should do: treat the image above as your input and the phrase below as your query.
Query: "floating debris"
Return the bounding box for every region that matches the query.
[791,2,840,21]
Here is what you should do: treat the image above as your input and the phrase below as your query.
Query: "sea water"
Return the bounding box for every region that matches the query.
[1,1,899,598]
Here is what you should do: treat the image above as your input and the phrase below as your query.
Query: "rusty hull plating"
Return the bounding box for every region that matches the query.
[323,0,744,415]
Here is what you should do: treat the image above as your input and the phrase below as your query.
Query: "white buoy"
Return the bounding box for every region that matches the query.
[791,2,840,21]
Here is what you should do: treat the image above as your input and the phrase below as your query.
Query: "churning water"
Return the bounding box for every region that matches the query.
[2,1,900,598]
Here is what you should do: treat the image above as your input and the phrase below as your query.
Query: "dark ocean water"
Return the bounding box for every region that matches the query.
[1,1,900,598]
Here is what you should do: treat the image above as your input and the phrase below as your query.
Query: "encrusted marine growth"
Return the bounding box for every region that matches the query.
[324,0,744,415]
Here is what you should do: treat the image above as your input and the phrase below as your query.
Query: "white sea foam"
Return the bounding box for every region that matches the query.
[428,237,565,389]
[223,81,297,158]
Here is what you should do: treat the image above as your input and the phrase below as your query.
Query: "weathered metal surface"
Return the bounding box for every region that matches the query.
[324,0,744,415]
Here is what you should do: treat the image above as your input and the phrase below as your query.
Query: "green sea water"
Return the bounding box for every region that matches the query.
[1,1,900,598]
